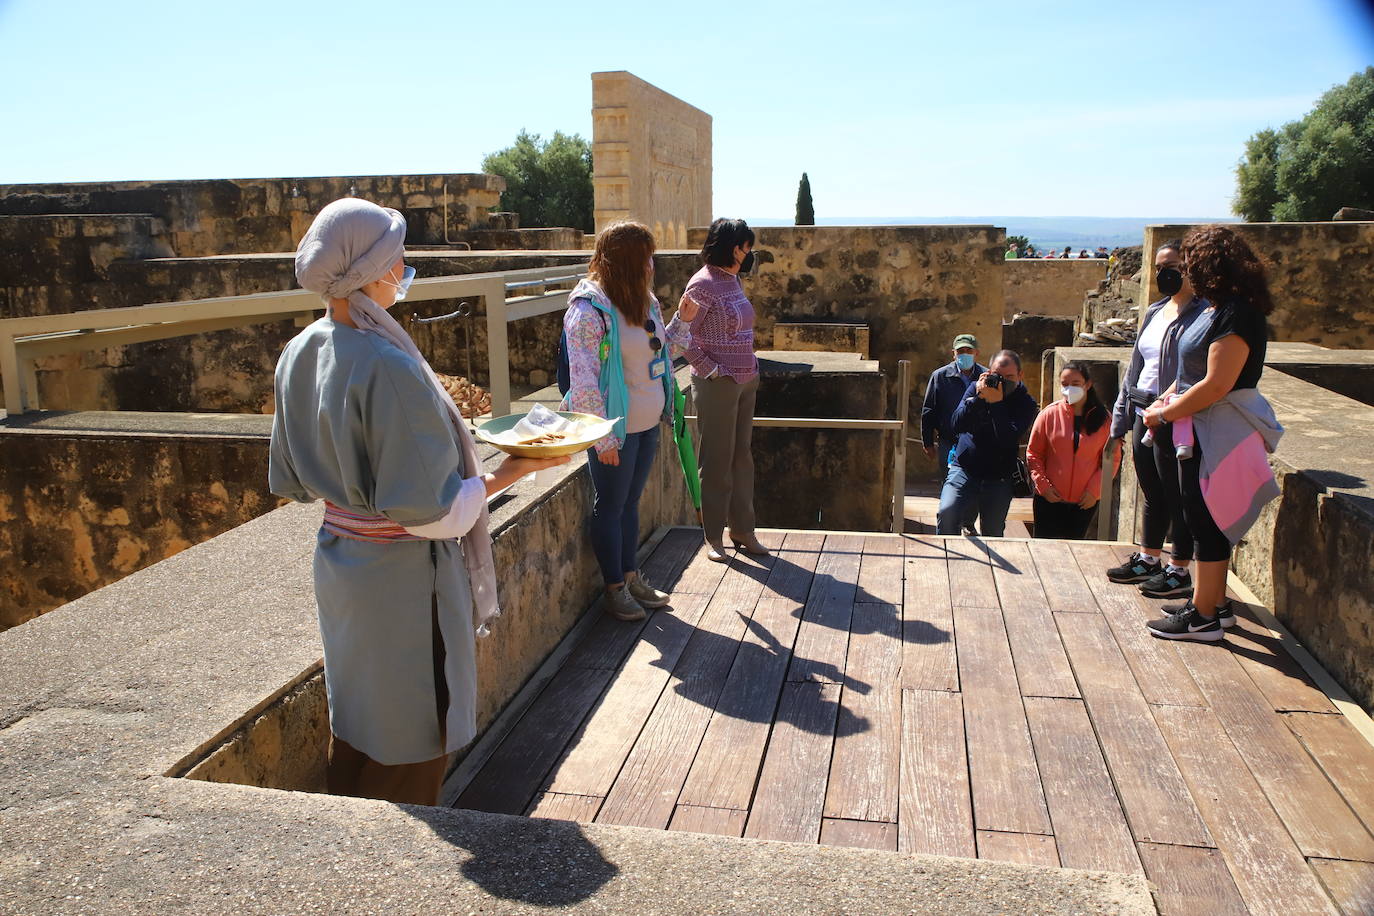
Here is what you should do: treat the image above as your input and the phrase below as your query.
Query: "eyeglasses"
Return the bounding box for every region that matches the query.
[645,318,661,353]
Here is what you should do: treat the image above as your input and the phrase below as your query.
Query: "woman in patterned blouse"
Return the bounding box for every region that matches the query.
[562,221,691,620]
[679,218,768,562]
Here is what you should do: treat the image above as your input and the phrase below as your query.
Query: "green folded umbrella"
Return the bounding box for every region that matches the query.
[672,383,703,526]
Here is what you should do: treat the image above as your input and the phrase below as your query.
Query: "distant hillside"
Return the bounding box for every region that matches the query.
[744,215,1239,253]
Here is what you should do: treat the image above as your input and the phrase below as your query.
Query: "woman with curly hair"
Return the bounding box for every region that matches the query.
[1141,225,1283,642]
[562,221,690,621]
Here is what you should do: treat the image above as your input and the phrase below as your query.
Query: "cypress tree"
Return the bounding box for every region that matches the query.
[795,173,815,225]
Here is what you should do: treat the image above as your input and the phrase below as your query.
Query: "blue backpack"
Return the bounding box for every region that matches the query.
[556,306,609,397]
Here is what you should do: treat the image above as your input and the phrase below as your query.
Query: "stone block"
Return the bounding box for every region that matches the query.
[772,321,870,358]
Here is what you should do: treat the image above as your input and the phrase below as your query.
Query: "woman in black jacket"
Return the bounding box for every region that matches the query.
[1105,240,1208,598]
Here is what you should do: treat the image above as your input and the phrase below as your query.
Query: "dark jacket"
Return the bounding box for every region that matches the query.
[950,379,1039,479]
[921,360,989,447]
[1109,295,1208,439]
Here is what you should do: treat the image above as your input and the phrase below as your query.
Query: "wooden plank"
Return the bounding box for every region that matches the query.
[1069,544,1206,708]
[954,605,1052,835]
[671,532,820,805]
[1154,704,1338,916]
[1023,697,1142,875]
[744,681,841,844]
[454,665,614,814]
[1173,641,1374,862]
[976,830,1060,868]
[945,537,999,609]
[856,535,904,605]
[988,540,1079,699]
[675,601,800,809]
[902,537,957,691]
[676,536,823,811]
[668,804,746,838]
[544,592,712,796]
[1310,858,1374,916]
[1222,597,1338,713]
[824,602,902,823]
[821,818,898,851]
[786,535,861,684]
[596,559,771,829]
[526,791,601,822]
[1028,539,1098,612]
[640,526,703,591]
[1002,519,1032,538]
[670,532,736,596]
[898,688,976,859]
[760,531,826,603]
[1137,842,1248,916]
[1055,611,1213,847]
[1285,711,1374,837]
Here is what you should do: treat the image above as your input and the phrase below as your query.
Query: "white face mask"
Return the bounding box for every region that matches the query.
[1062,385,1086,405]
[380,265,416,302]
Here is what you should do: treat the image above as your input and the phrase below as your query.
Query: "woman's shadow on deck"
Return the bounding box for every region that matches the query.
[652,542,952,739]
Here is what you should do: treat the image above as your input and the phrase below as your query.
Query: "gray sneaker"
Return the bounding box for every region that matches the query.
[626,572,670,609]
[604,586,647,622]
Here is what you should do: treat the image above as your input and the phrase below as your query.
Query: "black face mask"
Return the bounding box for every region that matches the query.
[1157,266,1184,297]
[739,251,756,275]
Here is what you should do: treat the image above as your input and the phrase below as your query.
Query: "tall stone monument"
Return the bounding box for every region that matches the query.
[591,71,712,249]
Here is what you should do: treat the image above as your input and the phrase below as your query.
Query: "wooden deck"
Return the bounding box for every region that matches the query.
[449,528,1374,916]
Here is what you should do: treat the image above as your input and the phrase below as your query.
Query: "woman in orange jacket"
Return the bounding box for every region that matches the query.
[1027,361,1120,539]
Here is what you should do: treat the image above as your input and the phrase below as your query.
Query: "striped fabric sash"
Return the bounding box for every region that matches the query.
[322,501,422,544]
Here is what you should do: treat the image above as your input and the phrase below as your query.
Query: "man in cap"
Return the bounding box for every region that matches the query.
[921,334,988,470]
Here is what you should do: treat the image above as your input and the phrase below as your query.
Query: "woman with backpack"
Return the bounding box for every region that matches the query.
[1026,360,1119,540]
[562,221,690,621]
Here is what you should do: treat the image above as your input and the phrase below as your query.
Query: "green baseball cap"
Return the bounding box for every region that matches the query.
[952,333,979,350]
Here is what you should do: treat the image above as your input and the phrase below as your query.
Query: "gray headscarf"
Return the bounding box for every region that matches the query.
[295,197,502,636]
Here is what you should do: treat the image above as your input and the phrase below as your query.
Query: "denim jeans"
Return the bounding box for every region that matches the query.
[936,465,1014,537]
[586,425,660,585]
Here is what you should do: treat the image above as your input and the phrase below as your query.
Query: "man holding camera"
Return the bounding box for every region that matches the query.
[936,349,1039,538]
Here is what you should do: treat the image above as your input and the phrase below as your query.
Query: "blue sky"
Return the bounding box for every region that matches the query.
[1,0,1370,219]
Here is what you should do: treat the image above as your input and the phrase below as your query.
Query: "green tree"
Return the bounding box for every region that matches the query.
[795,172,815,225]
[1234,67,1374,221]
[1007,234,1032,257]
[482,129,594,231]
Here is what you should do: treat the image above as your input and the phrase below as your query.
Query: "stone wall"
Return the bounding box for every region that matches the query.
[592,72,711,249]
[0,412,280,629]
[1141,222,1374,349]
[772,322,870,358]
[697,225,1005,481]
[1003,258,1105,319]
[0,393,695,643]
[0,174,505,258]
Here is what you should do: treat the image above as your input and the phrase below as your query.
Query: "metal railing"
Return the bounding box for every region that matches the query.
[0,264,588,417]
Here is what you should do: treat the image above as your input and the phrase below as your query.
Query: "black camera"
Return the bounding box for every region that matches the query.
[984,372,1006,392]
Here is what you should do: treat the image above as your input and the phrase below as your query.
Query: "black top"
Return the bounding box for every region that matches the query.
[920,360,989,447]
[1176,299,1268,394]
[1208,300,1268,390]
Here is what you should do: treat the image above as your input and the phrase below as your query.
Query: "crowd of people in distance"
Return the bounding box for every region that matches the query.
[1005,243,1111,260]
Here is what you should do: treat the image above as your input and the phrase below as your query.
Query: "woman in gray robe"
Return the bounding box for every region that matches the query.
[270,198,563,805]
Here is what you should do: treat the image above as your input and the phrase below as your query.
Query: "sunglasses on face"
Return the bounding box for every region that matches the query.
[645,318,661,352]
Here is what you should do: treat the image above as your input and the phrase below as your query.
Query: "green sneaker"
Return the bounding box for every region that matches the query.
[604,586,647,622]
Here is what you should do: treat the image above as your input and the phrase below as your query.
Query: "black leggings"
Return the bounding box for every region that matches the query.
[1132,415,1194,561]
[1032,495,1097,540]
[1178,438,1233,562]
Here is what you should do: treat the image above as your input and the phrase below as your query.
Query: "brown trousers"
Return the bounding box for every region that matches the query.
[693,373,759,543]
[325,598,450,806]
